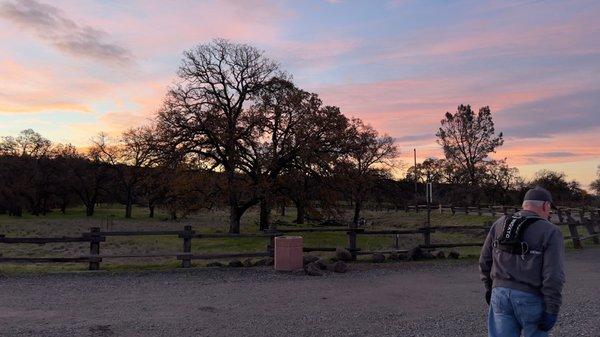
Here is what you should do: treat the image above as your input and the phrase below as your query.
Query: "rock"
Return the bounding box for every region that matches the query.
[264,257,274,266]
[206,261,224,267]
[228,260,243,267]
[388,252,400,260]
[304,262,323,276]
[335,247,353,261]
[448,250,460,259]
[253,259,266,266]
[315,258,328,270]
[303,255,319,266]
[242,258,254,267]
[407,247,424,261]
[421,251,435,259]
[372,253,385,263]
[326,261,348,273]
[431,250,446,259]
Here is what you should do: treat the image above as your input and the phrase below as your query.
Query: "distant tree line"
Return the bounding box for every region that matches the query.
[1,40,597,232]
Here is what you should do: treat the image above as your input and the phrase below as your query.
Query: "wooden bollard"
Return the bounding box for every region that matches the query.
[180,225,193,268]
[89,227,101,270]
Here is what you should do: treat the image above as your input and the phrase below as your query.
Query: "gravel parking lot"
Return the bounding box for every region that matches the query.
[1,247,599,337]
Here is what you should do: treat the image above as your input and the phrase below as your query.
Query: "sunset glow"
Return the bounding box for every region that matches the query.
[1,0,599,186]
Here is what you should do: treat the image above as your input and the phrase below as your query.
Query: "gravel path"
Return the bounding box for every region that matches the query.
[1,247,599,337]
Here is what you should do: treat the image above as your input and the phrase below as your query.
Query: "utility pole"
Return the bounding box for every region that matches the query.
[413,148,417,194]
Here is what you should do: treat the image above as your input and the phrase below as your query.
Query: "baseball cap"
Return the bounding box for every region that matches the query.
[524,186,557,210]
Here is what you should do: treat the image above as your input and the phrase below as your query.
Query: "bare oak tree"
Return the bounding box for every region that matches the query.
[156,39,280,233]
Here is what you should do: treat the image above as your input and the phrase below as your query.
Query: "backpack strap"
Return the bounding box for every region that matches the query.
[493,214,541,256]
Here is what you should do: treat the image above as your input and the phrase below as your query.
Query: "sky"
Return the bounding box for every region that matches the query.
[0,0,599,187]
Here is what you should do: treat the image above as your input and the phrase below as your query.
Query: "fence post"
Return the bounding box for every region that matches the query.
[565,211,583,249]
[477,205,482,216]
[89,227,101,270]
[347,221,358,261]
[580,210,599,245]
[464,204,469,215]
[181,225,193,268]
[557,209,564,223]
[415,204,419,213]
[439,204,443,214]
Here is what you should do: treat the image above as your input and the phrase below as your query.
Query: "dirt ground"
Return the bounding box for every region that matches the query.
[1,247,599,337]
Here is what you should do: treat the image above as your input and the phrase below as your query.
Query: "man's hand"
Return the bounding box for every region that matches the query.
[485,290,491,305]
[538,312,557,332]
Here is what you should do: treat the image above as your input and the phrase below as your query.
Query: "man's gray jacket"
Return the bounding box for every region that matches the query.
[479,210,565,314]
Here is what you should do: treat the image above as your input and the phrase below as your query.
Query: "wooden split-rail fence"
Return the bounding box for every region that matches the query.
[403,204,599,220]
[1,211,598,270]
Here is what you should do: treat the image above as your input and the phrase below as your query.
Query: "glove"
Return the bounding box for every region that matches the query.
[485,290,491,305]
[538,312,558,332]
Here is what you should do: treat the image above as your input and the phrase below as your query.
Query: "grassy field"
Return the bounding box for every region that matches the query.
[0,205,576,274]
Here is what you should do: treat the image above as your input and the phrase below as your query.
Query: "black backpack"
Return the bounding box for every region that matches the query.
[493,214,541,257]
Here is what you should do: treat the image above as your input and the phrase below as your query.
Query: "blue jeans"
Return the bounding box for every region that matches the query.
[488,287,548,337]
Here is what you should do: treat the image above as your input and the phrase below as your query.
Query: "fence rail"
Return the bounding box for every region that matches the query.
[1,213,598,270]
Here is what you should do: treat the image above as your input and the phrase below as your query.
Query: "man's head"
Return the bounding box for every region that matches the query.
[522,186,556,219]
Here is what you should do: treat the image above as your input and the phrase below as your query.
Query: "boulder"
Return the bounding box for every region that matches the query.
[372,253,385,263]
[242,258,254,267]
[421,250,435,260]
[407,247,424,261]
[431,250,446,259]
[448,250,460,259]
[303,255,319,266]
[326,261,348,273]
[228,260,243,267]
[304,262,323,276]
[206,261,224,267]
[335,247,353,261]
[388,252,400,260]
[315,258,328,270]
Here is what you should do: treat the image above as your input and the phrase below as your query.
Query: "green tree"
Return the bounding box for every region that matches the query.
[436,105,504,202]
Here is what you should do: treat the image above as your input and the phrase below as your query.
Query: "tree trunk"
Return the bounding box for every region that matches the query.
[229,207,241,234]
[60,196,68,214]
[295,202,305,224]
[85,203,95,216]
[259,198,272,231]
[125,188,133,218]
[353,198,362,225]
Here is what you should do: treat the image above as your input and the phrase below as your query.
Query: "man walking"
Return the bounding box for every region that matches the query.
[479,187,565,337]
